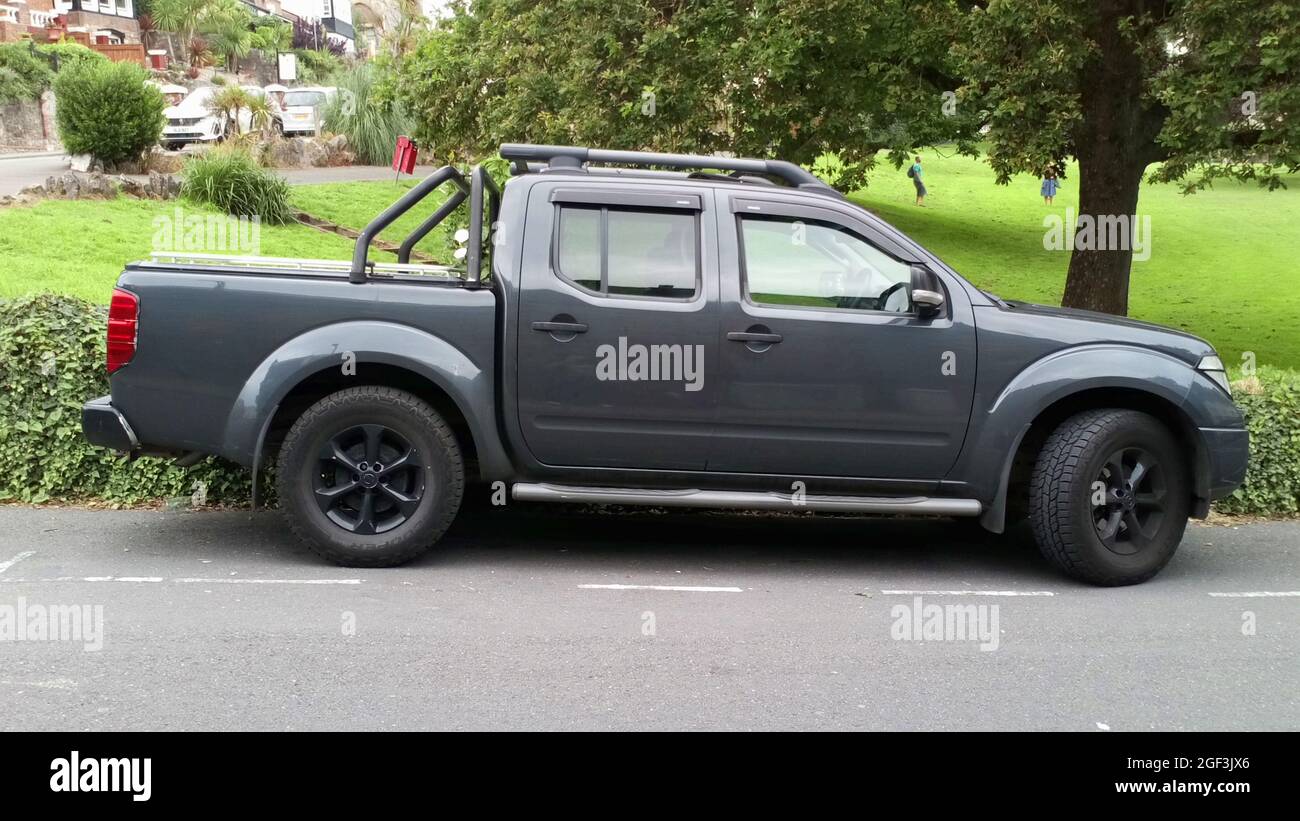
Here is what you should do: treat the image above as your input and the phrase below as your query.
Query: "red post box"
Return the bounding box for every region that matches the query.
[392,136,418,176]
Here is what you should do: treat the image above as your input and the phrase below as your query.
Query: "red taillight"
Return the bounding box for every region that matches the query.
[107,288,138,374]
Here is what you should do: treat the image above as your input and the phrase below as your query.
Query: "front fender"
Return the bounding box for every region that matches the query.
[219,320,511,477]
[958,344,1199,530]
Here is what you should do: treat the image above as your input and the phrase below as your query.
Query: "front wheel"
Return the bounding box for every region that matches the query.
[276,386,464,567]
[1029,409,1190,586]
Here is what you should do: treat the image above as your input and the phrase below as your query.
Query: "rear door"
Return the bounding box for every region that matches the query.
[515,182,719,470]
[708,195,976,480]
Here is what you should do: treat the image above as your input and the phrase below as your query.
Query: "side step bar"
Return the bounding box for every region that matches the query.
[511,483,982,516]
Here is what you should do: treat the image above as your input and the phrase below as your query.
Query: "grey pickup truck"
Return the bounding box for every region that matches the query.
[82,143,1249,585]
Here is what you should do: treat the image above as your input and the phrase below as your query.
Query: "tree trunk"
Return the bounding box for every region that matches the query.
[1060,0,1163,316]
[1060,150,1145,315]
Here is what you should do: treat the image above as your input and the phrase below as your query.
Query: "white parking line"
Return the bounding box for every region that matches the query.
[579,584,744,593]
[0,576,362,585]
[0,551,35,575]
[172,578,362,585]
[880,589,1056,597]
[1208,591,1300,598]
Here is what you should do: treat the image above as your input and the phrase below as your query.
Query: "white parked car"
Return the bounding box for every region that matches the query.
[161,86,265,149]
[275,87,337,136]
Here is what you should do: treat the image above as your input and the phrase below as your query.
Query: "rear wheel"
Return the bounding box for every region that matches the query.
[1029,409,1190,586]
[276,386,463,567]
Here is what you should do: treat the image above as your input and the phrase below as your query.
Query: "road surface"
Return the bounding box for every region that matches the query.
[0,502,1295,731]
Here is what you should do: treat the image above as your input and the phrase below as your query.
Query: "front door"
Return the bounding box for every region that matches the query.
[708,196,976,480]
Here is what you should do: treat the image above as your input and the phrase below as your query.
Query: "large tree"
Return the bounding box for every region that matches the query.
[392,0,1299,315]
[958,0,1300,314]
[389,0,981,187]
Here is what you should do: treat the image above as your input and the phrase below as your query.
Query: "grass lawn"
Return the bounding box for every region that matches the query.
[0,196,369,304]
[290,180,459,261]
[851,150,1300,369]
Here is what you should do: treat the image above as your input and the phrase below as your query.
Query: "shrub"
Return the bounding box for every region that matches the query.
[324,62,413,165]
[1216,367,1300,516]
[292,47,344,83]
[0,294,252,505]
[0,43,55,104]
[36,40,108,72]
[181,146,292,224]
[293,21,345,56]
[53,60,164,165]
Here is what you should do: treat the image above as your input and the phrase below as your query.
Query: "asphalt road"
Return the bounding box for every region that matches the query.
[0,152,442,196]
[0,502,1295,731]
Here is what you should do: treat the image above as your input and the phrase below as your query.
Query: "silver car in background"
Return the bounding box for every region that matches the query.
[276,87,337,136]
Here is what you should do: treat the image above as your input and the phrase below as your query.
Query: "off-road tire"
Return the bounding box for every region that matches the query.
[1029,409,1190,586]
[276,386,463,567]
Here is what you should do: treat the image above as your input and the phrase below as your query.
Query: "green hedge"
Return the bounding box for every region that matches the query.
[0,294,250,505]
[1215,367,1300,515]
[1,293,1297,516]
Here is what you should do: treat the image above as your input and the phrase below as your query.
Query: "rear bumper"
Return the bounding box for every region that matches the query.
[1201,426,1250,500]
[82,396,138,453]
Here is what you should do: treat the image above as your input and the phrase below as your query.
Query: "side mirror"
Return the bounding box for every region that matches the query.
[910,264,945,317]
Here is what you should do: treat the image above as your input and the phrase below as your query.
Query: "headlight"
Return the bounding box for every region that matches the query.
[1197,354,1231,397]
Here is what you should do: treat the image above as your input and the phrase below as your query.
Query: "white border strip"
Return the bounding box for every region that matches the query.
[0,576,361,585]
[880,589,1056,597]
[579,584,743,593]
[1208,591,1300,598]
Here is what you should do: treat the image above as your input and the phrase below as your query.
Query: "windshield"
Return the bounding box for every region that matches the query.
[171,86,216,114]
[284,91,326,108]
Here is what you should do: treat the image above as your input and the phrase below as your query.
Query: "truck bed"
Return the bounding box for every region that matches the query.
[110,261,498,464]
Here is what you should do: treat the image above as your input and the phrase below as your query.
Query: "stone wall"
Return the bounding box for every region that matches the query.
[0,92,60,152]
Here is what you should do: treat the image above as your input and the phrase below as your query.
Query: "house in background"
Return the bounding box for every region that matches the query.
[57,0,141,44]
[0,0,141,44]
[277,0,354,53]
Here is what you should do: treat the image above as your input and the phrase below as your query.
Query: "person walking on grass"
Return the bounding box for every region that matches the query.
[1041,163,1060,206]
[907,155,926,206]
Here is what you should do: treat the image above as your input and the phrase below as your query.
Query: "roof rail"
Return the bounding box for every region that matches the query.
[499,143,842,198]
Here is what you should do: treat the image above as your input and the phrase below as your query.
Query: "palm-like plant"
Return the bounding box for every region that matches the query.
[187,37,213,69]
[199,0,253,72]
[245,92,272,137]
[249,18,291,53]
[206,84,255,137]
[148,0,208,62]
[385,0,427,57]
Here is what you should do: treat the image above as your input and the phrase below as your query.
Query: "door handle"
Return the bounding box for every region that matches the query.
[532,321,588,334]
[727,331,783,344]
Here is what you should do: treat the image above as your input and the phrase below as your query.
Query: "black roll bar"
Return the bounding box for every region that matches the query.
[396,189,468,264]
[350,165,470,283]
[465,166,501,290]
[351,163,501,285]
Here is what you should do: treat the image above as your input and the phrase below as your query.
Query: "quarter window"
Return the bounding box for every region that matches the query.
[554,205,698,299]
[740,215,914,313]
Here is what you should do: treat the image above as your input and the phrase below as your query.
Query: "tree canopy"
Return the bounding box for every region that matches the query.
[388,0,1300,314]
